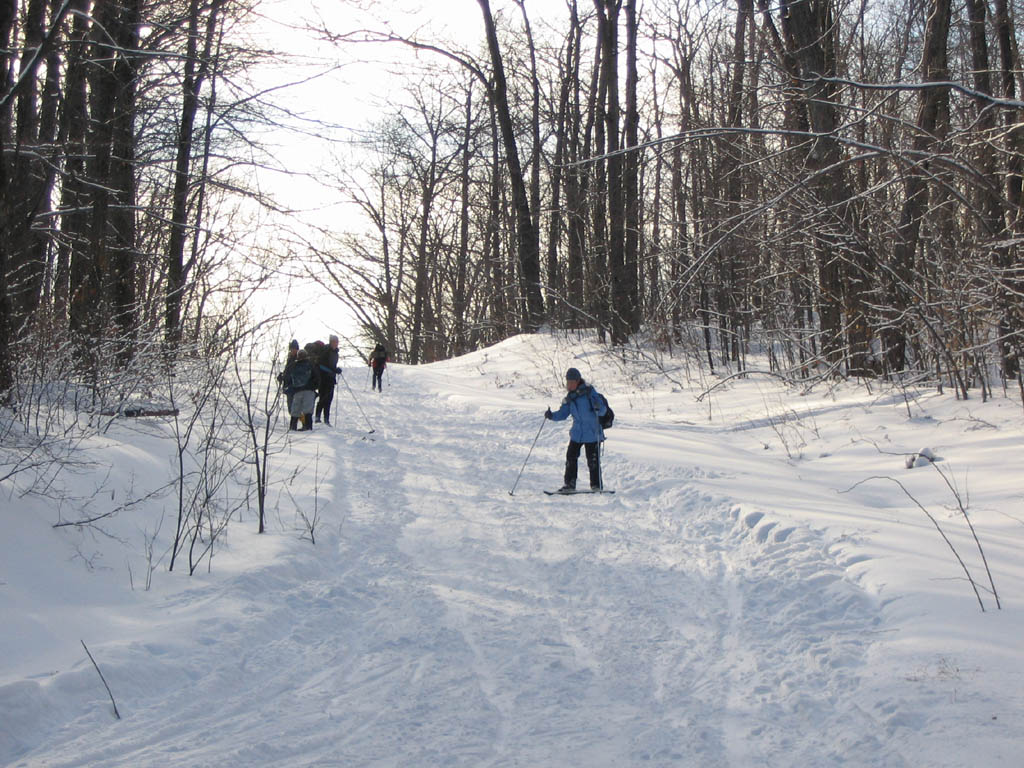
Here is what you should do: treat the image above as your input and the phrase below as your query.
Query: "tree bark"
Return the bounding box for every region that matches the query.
[885,0,952,373]
[454,81,473,357]
[595,0,626,344]
[779,0,868,374]
[0,0,17,395]
[166,0,223,349]
[992,0,1024,376]
[80,0,141,355]
[8,0,48,336]
[476,0,544,331]
[623,0,641,336]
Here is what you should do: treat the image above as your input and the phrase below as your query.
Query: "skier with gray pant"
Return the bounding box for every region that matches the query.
[283,348,320,431]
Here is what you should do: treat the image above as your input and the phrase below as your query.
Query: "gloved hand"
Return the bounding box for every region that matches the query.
[335,367,342,374]
[544,407,552,419]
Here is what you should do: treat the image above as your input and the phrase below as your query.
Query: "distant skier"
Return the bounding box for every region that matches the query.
[277,339,300,414]
[544,367,607,492]
[368,343,388,392]
[315,335,342,425]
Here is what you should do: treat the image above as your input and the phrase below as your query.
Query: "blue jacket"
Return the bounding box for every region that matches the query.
[550,382,606,443]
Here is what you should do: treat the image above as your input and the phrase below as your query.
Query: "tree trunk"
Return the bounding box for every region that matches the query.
[82,0,141,355]
[0,0,17,394]
[62,0,93,337]
[993,0,1024,376]
[8,0,48,337]
[476,0,544,331]
[720,0,752,365]
[546,18,577,321]
[779,0,867,374]
[886,0,952,373]
[166,0,223,349]
[409,147,438,365]
[596,0,627,344]
[623,0,640,337]
[485,99,508,340]
[454,81,473,356]
[514,1,542,252]
[589,11,609,342]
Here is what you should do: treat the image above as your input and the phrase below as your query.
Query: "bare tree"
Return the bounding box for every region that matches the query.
[231,334,287,534]
[166,0,227,348]
[477,0,545,330]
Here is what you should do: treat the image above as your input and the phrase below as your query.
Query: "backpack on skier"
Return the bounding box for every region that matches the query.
[287,359,313,392]
[370,345,388,369]
[596,392,614,429]
[305,340,325,361]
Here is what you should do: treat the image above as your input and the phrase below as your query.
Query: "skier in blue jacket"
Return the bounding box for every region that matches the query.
[545,367,607,492]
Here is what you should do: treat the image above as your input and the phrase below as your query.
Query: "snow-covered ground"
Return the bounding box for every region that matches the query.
[2,332,1023,767]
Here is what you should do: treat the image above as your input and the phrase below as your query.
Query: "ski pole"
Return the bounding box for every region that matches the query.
[339,369,375,433]
[509,415,546,496]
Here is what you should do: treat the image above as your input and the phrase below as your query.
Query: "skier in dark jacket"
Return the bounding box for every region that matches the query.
[277,339,300,414]
[368,343,388,392]
[545,367,607,491]
[315,335,342,425]
[283,348,320,431]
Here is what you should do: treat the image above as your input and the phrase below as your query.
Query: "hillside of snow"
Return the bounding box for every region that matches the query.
[2,332,1023,767]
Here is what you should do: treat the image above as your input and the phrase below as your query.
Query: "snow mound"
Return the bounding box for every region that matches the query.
[2,332,1023,766]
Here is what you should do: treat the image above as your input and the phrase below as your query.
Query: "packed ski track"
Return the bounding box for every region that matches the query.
[5,338,1024,767]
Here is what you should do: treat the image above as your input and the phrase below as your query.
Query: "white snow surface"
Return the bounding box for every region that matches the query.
[2,333,1023,767]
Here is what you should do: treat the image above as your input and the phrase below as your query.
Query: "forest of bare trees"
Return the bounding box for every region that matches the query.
[311,0,1024,400]
[3,0,1024,400]
[0,0,289,401]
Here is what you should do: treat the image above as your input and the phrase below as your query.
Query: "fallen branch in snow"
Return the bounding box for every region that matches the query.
[52,510,118,528]
[841,475,988,612]
[81,640,120,720]
[696,368,815,402]
[51,479,174,532]
[997,509,1024,528]
[98,407,180,418]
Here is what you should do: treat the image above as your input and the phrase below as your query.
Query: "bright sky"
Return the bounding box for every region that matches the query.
[244,1,571,350]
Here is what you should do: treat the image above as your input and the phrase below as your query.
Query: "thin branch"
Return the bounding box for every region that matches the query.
[80,640,121,720]
[925,462,1001,609]
[842,476,987,611]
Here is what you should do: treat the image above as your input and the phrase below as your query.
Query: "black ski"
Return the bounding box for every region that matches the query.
[543,488,615,495]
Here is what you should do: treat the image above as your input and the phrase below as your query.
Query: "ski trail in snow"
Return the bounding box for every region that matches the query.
[325,373,905,766]
[9,366,907,767]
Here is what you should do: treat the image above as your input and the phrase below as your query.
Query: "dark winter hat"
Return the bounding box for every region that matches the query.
[289,339,299,351]
[297,349,308,360]
[329,334,339,344]
[565,367,582,381]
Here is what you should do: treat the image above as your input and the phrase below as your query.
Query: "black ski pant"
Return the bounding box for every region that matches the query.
[565,440,601,489]
[316,380,336,423]
[372,366,384,391]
